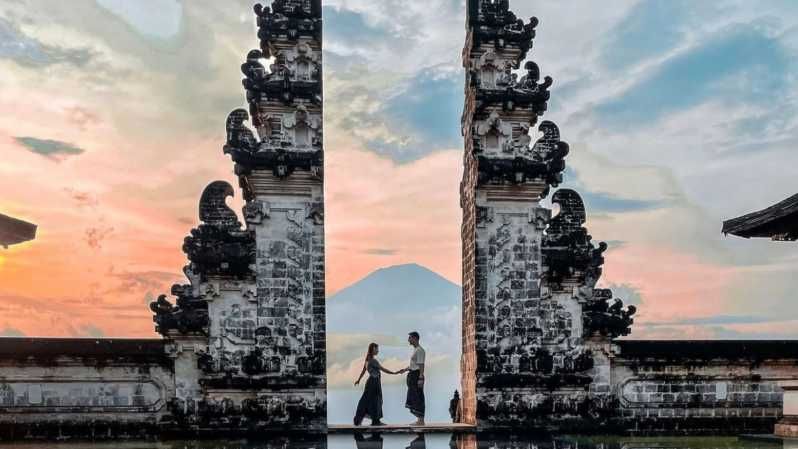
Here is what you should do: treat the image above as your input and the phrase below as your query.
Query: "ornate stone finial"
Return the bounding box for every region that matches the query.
[224,109,258,157]
[179,181,255,280]
[199,181,241,230]
[548,189,587,238]
[531,121,569,185]
[543,189,611,289]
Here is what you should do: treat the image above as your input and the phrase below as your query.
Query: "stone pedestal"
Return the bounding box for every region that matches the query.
[775,381,798,437]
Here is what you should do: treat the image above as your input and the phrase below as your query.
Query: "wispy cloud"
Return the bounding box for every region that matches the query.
[595,24,791,127]
[362,248,397,256]
[14,137,85,160]
[0,17,94,67]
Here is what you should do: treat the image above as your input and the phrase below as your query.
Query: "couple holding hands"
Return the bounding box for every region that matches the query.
[353,331,426,426]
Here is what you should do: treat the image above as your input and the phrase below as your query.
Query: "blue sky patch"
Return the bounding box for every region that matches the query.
[96,0,182,39]
[561,167,665,214]
[601,0,691,71]
[0,18,93,67]
[372,68,462,162]
[322,6,390,47]
[595,24,791,127]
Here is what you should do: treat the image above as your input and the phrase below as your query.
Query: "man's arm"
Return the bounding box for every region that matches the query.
[417,348,426,386]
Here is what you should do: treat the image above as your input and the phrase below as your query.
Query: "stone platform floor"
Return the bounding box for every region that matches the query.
[328,423,476,433]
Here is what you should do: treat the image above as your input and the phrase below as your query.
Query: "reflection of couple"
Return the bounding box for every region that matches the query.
[354,433,426,449]
[353,331,426,426]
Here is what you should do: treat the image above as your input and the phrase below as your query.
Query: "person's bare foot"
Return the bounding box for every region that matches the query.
[412,419,425,426]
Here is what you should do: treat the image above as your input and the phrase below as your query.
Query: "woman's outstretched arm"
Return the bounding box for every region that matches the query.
[354,363,367,385]
[376,360,399,375]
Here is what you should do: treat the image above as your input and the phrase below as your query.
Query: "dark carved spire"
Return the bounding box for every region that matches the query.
[225,0,323,179]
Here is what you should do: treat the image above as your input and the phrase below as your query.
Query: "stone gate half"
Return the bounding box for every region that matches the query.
[151,0,326,431]
[459,0,636,429]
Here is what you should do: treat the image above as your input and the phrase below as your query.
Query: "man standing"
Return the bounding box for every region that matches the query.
[403,331,425,425]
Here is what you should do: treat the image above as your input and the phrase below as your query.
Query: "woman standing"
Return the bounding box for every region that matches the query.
[354,343,400,426]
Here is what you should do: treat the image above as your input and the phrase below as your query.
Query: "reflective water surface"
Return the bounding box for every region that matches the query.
[0,434,790,449]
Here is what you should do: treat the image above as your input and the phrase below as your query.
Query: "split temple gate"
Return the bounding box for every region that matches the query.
[1,0,798,438]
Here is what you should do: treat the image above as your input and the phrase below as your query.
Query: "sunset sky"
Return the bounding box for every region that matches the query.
[1,0,797,341]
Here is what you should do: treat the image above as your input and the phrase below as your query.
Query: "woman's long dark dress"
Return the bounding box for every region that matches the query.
[354,358,383,425]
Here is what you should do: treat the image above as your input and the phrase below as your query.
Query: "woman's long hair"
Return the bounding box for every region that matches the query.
[365,343,378,361]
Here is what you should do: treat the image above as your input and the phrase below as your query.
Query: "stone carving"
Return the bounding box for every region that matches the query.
[250,1,322,106]
[286,42,321,82]
[466,0,551,113]
[475,111,513,153]
[224,109,259,156]
[469,0,539,58]
[151,181,255,337]
[472,56,552,115]
[182,182,255,279]
[542,189,607,289]
[244,200,271,225]
[583,289,636,338]
[255,1,322,55]
[473,51,513,91]
[530,121,568,178]
[241,50,268,120]
[475,118,568,186]
[517,61,553,111]
[282,105,321,149]
[224,106,322,177]
[150,284,209,336]
[198,181,242,229]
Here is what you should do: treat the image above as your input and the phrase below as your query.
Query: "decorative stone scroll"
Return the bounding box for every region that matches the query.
[541,189,606,289]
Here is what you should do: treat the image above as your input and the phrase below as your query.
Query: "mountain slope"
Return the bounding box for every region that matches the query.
[327,263,460,334]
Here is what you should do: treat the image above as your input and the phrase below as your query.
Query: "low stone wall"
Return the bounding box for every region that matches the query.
[0,338,173,439]
[612,340,798,434]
